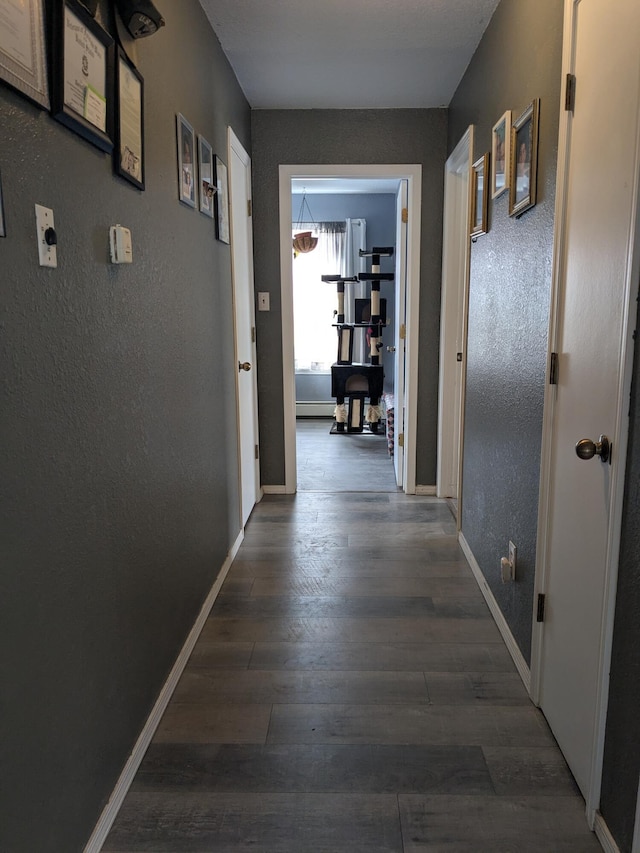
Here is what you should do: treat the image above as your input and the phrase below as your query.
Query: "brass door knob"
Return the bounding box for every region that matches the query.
[238,361,252,372]
[575,435,610,463]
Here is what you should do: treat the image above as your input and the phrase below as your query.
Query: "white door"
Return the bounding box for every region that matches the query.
[437,128,473,504]
[537,0,640,809]
[228,128,260,527]
[393,181,408,487]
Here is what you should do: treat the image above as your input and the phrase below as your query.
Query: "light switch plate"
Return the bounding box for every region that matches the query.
[258,291,270,311]
[35,204,57,268]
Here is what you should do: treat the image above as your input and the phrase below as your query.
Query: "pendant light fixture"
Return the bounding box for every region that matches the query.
[292,189,318,256]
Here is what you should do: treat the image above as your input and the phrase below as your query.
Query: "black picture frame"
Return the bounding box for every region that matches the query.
[114,48,144,189]
[48,0,115,153]
[509,99,540,217]
[0,168,6,238]
[0,0,50,109]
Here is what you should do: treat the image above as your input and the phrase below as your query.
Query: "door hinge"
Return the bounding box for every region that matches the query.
[255,444,259,460]
[536,593,546,623]
[565,73,576,112]
[247,199,252,217]
[251,326,256,343]
[398,433,404,448]
[549,352,559,385]
[399,323,406,340]
[401,207,408,224]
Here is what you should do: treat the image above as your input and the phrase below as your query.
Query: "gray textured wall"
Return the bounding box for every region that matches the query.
[251,109,448,486]
[292,192,397,399]
[448,0,563,665]
[601,295,640,852]
[0,2,249,850]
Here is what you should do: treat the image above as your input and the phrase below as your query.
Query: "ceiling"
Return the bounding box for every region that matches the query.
[198,0,501,110]
[291,177,400,195]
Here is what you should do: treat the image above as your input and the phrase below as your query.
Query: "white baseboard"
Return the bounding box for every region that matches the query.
[262,485,287,494]
[595,812,621,853]
[458,532,531,694]
[83,528,244,853]
[296,401,334,417]
[415,485,437,496]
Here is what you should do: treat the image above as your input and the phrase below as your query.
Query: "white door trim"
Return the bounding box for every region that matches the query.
[278,163,422,494]
[437,125,474,516]
[228,127,260,525]
[531,0,640,822]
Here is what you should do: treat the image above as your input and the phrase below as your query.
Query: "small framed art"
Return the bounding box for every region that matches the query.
[114,48,144,189]
[198,135,216,218]
[48,0,114,152]
[177,113,196,208]
[214,155,230,243]
[0,0,49,108]
[470,153,489,238]
[510,99,540,217]
[491,110,511,198]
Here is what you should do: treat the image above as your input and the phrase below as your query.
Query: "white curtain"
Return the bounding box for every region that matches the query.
[293,222,347,372]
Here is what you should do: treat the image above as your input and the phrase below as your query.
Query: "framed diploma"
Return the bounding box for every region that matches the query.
[115,48,144,189]
[49,0,114,153]
[0,0,49,108]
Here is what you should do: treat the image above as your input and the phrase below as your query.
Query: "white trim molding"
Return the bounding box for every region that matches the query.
[594,812,621,853]
[279,163,422,496]
[459,532,531,693]
[415,485,437,496]
[83,529,244,853]
[262,484,288,495]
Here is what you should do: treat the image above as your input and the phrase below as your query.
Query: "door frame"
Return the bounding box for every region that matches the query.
[437,126,474,519]
[530,0,640,822]
[278,163,423,494]
[228,127,261,526]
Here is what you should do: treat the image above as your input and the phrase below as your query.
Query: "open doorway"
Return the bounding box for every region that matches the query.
[291,180,398,492]
[279,164,423,495]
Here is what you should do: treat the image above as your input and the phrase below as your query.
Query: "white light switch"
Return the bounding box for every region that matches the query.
[258,291,270,311]
[35,204,57,268]
[109,225,133,264]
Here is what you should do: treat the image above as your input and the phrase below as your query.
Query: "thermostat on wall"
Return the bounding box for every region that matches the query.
[110,225,133,264]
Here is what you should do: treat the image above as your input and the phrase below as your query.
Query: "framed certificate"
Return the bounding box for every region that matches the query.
[114,48,144,189]
[0,0,49,108]
[49,0,114,152]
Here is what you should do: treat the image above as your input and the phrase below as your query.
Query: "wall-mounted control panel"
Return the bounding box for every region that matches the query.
[35,204,57,268]
[109,225,133,263]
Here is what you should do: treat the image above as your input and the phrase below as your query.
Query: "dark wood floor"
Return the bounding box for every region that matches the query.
[103,448,600,850]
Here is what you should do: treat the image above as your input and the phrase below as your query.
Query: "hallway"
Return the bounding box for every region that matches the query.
[103,492,600,851]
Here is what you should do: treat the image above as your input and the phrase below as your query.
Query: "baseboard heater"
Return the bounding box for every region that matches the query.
[296,401,335,417]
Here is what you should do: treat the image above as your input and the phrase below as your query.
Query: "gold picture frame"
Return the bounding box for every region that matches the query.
[470,153,489,238]
[509,99,540,217]
[491,110,511,198]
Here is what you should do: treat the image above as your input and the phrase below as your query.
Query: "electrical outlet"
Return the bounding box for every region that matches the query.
[508,540,517,579]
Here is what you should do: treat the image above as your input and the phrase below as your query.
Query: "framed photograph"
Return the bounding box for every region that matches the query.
[510,99,540,217]
[0,0,49,109]
[177,113,196,208]
[470,153,489,238]
[198,135,216,218]
[0,168,6,238]
[48,0,114,152]
[214,155,230,243]
[114,48,144,189]
[491,110,511,198]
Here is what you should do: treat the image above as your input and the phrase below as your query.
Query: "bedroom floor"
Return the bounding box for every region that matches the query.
[103,488,599,852]
[296,417,397,492]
